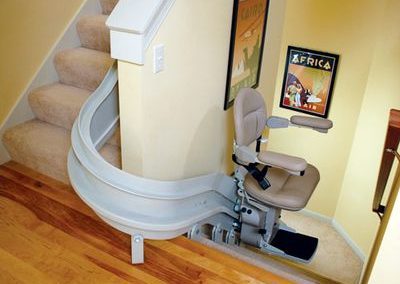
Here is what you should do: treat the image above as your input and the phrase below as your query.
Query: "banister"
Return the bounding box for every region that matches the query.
[373,109,400,218]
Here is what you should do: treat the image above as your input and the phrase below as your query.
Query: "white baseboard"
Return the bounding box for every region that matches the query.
[300,208,332,224]
[332,219,366,262]
[300,209,366,262]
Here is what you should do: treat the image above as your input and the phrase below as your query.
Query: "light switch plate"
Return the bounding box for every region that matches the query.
[153,44,164,73]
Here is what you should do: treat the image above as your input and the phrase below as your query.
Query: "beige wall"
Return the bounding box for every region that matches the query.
[334,0,400,255]
[119,0,286,180]
[368,172,400,283]
[267,0,384,217]
[0,0,85,125]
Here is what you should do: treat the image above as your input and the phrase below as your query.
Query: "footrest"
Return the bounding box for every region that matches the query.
[270,229,318,262]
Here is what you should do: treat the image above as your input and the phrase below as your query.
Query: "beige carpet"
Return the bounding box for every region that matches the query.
[279,211,364,284]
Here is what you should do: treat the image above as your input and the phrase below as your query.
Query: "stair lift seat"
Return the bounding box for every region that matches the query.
[244,164,320,211]
[233,88,332,263]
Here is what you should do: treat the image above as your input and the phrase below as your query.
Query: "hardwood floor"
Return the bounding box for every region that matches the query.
[0,161,293,284]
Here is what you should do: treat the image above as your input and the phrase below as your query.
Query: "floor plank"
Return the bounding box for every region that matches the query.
[0,162,293,284]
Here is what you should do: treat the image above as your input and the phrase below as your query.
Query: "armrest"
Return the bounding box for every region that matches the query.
[266,116,289,128]
[258,151,307,174]
[290,115,333,133]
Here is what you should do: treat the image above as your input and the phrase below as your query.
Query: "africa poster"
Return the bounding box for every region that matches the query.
[280,46,339,118]
[224,0,269,110]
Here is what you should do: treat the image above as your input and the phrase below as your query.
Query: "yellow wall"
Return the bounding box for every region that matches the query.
[267,0,384,217]
[0,0,85,125]
[118,62,144,175]
[120,0,285,180]
[334,0,400,255]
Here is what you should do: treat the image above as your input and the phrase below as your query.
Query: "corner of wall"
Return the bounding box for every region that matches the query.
[257,0,287,117]
[333,0,399,256]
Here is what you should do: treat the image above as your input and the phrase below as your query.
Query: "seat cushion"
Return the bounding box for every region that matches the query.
[244,164,320,211]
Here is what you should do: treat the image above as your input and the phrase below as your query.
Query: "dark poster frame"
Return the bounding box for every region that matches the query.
[279,46,339,118]
[224,0,270,110]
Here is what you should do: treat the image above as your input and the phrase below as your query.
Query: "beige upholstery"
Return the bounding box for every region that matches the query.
[234,88,267,146]
[258,151,307,173]
[244,164,320,211]
[290,115,333,132]
[233,88,321,211]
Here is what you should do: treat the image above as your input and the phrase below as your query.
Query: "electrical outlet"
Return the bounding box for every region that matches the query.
[153,44,164,73]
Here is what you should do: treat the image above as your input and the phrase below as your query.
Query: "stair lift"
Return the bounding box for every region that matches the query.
[69,70,333,264]
[224,87,333,263]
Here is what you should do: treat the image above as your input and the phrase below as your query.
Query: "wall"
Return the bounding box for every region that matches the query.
[267,0,384,217]
[119,0,286,180]
[363,171,400,284]
[0,0,86,126]
[334,0,400,255]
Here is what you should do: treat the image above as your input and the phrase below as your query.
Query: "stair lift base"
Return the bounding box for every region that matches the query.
[235,168,318,263]
[187,176,318,264]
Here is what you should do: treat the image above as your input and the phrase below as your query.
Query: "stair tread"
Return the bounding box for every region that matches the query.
[2,120,121,184]
[54,47,114,91]
[100,0,118,15]
[107,126,120,147]
[99,143,121,169]
[29,83,91,130]
[77,14,110,53]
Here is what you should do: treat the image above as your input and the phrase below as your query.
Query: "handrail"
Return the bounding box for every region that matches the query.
[373,109,400,219]
[106,0,176,64]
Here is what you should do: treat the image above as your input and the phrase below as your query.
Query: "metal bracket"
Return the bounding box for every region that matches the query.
[131,234,144,264]
[259,239,285,255]
[188,224,201,240]
[386,148,400,161]
[212,224,224,243]
[225,228,238,245]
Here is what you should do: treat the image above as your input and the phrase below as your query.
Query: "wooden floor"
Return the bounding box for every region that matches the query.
[0,161,293,284]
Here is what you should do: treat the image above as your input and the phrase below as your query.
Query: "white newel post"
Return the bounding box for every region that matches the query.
[106,0,176,64]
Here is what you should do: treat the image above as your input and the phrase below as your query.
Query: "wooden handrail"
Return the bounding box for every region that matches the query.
[373,109,400,218]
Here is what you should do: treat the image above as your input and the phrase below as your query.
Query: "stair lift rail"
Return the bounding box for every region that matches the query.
[68,63,238,263]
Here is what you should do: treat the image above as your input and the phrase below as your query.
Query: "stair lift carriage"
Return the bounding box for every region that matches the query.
[230,88,333,263]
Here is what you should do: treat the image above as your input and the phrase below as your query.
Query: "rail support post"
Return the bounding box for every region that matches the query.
[131,234,144,264]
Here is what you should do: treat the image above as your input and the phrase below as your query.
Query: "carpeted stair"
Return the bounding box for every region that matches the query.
[2,0,120,184]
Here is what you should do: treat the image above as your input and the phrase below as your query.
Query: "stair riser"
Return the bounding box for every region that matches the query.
[77,15,110,53]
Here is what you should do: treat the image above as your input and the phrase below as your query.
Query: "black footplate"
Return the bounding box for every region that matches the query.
[270,229,318,262]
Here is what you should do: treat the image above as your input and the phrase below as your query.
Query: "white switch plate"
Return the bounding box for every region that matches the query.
[153,44,164,73]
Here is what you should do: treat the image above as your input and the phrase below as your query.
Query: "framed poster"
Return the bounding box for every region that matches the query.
[280,46,339,118]
[224,0,270,110]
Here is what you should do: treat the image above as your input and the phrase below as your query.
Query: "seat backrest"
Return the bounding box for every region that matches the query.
[234,88,267,147]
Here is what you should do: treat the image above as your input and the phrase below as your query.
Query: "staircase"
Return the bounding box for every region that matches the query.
[1,0,120,184]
